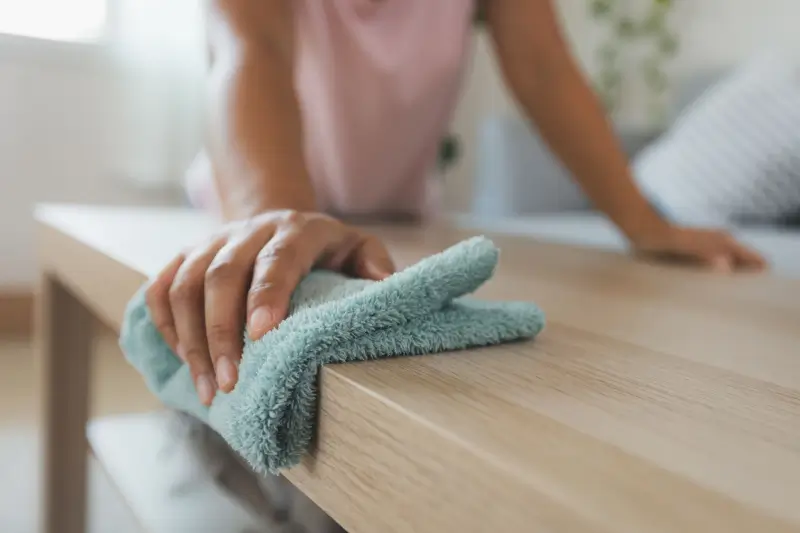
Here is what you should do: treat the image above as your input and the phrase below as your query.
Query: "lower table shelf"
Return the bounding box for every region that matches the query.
[87,411,277,533]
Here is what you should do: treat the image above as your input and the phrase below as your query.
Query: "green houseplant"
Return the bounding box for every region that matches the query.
[590,0,679,123]
[437,1,488,173]
[440,1,678,170]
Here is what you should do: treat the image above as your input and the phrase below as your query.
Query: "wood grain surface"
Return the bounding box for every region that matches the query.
[36,205,800,532]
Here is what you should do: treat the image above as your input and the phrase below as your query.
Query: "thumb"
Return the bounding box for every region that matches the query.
[352,235,396,280]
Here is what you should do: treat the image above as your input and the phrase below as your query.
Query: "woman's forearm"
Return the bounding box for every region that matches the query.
[513,62,669,240]
[207,1,317,221]
[487,0,670,242]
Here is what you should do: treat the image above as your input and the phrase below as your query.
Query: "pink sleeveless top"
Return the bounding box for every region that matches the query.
[187,0,475,217]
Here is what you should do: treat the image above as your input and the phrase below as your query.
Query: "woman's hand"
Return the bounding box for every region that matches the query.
[631,225,767,272]
[145,211,395,406]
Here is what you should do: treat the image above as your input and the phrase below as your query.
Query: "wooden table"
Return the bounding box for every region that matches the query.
[35,204,800,533]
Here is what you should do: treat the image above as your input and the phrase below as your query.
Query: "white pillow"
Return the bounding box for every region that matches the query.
[634,52,800,227]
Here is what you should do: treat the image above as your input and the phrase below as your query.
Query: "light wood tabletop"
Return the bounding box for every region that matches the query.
[35,204,800,533]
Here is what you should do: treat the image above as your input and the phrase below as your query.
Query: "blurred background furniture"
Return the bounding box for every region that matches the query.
[469,70,800,276]
[472,70,727,217]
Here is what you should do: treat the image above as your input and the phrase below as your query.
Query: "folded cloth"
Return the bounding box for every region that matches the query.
[120,236,545,474]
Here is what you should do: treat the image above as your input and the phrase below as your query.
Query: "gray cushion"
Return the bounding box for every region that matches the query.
[473,116,658,217]
[634,52,800,226]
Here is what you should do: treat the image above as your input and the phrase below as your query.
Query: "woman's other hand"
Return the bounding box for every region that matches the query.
[631,225,767,272]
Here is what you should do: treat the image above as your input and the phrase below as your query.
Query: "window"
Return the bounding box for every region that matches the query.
[0,0,106,42]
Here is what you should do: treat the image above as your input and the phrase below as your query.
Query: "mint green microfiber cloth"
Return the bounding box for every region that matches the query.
[120,237,544,474]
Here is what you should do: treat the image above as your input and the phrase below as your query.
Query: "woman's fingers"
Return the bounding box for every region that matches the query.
[350,233,395,280]
[701,253,733,273]
[245,222,397,341]
[731,241,767,270]
[204,224,275,392]
[635,227,768,273]
[169,237,227,406]
[697,234,766,272]
[246,216,338,340]
[145,253,186,354]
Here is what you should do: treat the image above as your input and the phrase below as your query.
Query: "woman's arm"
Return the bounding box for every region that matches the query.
[485,0,765,270]
[146,0,394,406]
[206,0,316,219]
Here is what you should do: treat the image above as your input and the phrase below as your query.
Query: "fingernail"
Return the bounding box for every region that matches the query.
[196,374,216,406]
[368,261,391,280]
[249,307,274,338]
[175,343,186,362]
[215,356,238,392]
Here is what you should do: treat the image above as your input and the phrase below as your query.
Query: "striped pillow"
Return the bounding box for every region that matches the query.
[634,53,800,226]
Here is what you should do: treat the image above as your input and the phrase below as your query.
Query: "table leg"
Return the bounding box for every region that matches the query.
[36,274,93,533]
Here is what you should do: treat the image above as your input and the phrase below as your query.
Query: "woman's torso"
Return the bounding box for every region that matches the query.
[187,0,476,217]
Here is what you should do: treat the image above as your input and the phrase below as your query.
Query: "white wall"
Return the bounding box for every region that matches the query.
[0,36,186,287]
[445,0,800,211]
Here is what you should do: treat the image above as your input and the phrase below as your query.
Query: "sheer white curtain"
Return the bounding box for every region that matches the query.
[107,0,207,189]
